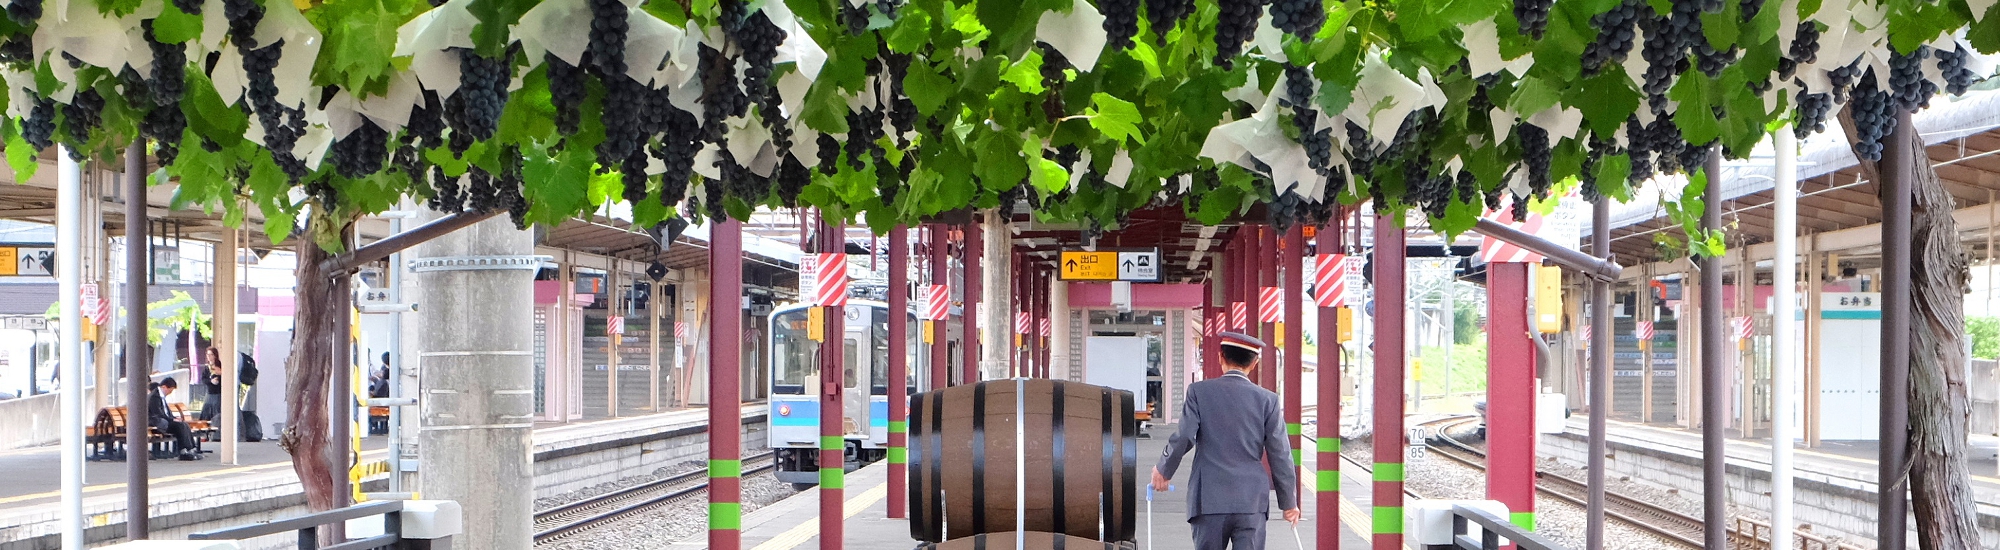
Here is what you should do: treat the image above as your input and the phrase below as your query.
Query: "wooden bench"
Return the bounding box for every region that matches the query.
[86,404,209,460]
[368,406,390,435]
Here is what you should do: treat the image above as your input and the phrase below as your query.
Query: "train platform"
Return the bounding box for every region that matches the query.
[685,424,1382,550]
[0,404,767,548]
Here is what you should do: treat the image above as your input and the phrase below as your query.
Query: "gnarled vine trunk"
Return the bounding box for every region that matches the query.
[1840,104,1982,549]
[280,219,353,516]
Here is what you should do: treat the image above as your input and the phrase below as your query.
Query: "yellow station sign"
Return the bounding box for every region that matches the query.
[1058,251,1119,281]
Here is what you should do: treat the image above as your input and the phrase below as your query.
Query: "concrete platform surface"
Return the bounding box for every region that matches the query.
[686,424,1385,550]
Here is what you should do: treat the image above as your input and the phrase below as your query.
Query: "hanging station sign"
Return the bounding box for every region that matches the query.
[1057,248,1163,282]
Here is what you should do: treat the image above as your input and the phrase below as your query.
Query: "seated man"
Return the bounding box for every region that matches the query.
[149,378,201,461]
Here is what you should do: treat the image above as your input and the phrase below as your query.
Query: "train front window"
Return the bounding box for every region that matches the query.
[771,310,816,394]
[844,339,861,389]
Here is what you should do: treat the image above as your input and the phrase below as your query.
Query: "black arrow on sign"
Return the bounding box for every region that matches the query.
[1066,259,1079,272]
[1123,260,1135,271]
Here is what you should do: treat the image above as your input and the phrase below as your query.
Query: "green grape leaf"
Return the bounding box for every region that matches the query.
[1086,92,1144,145]
[886,7,934,53]
[152,3,204,44]
[309,0,424,94]
[1593,153,1633,202]
[4,123,37,182]
[1507,75,1563,117]
[1972,4,2000,54]
[466,0,536,57]
[93,0,144,17]
[799,80,853,133]
[1887,1,1963,54]
[1001,52,1046,94]
[1193,185,1245,225]
[901,57,953,116]
[1570,70,1640,135]
[974,130,1026,191]
[587,167,621,207]
[181,68,248,149]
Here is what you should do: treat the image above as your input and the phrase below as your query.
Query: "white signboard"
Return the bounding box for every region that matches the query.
[798,255,820,306]
[1116,250,1160,282]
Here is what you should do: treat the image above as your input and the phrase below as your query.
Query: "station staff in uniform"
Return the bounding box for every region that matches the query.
[1151,331,1300,549]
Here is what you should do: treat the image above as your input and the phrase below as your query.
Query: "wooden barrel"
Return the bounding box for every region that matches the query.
[914,531,1139,550]
[908,379,1138,543]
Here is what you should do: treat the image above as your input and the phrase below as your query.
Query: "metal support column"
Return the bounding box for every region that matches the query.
[1314,213,1343,549]
[708,219,744,549]
[1282,224,1305,502]
[1260,226,1279,391]
[57,150,83,548]
[1040,268,1054,377]
[1203,281,1220,380]
[650,274,661,413]
[1877,112,1915,550]
[963,220,981,384]
[1770,127,1799,550]
[607,267,620,417]
[1371,215,1406,550]
[1587,198,1612,550]
[218,220,239,464]
[887,226,910,518]
[930,226,950,387]
[123,141,150,540]
[1700,150,1729,550]
[1488,261,1536,530]
[819,216,847,550]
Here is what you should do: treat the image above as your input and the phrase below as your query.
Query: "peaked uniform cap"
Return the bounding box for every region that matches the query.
[1217,331,1265,352]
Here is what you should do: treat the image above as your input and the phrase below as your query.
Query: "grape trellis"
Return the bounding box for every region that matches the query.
[0,0,1994,252]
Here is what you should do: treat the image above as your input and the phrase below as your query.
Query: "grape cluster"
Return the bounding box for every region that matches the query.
[22,97,54,151]
[650,108,700,207]
[875,150,908,206]
[1580,137,1608,202]
[841,2,870,35]
[328,120,389,178]
[1515,123,1551,197]
[734,10,786,97]
[464,166,496,212]
[118,69,153,112]
[1695,43,1734,78]
[0,36,30,65]
[222,0,263,47]
[1270,0,1324,41]
[1638,13,1687,98]
[620,150,650,205]
[141,100,188,163]
[444,47,511,147]
[1515,0,1553,39]
[1102,0,1139,50]
[1647,118,1688,174]
[1039,43,1070,121]
[1888,46,1936,112]
[1937,46,1978,96]
[1625,116,1655,184]
[596,77,650,167]
[1582,0,1642,75]
[546,53,586,136]
[501,147,530,227]
[60,90,105,161]
[1778,22,1819,80]
[776,155,811,208]
[698,45,748,142]
[1827,60,1861,103]
[816,133,841,175]
[170,0,200,15]
[406,91,446,149]
[303,179,339,208]
[144,23,187,106]
[427,167,459,211]
[1267,191,1306,230]
[1849,71,1896,161]
[587,0,629,76]
[1792,91,1831,139]
[845,107,885,171]
[6,0,39,25]
[1213,0,1263,69]
[887,53,918,145]
[1144,0,1194,44]
[1677,140,1711,173]
[1739,0,1765,20]
[1343,121,1380,185]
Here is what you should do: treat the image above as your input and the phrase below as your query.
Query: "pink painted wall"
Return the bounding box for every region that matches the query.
[1065,283,1207,309]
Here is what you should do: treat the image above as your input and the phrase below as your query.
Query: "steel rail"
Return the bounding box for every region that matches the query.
[532,451,777,544]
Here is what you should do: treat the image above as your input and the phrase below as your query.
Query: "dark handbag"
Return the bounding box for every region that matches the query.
[240,411,264,442]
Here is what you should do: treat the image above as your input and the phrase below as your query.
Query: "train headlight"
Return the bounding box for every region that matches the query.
[779,405,792,416]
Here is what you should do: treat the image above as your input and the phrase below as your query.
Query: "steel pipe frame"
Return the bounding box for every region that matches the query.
[125,141,150,540]
[1282,224,1305,506]
[1314,212,1344,549]
[1771,127,1799,550]
[1587,199,1613,550]
[1487,261,1536,530]
[317,211,502,274]
[57,148,83,548]
[1472,218,1624,282]
[887,226,910,519]
[1372,214,1407,550]
[707,219,743,549]
[1701,150,1729,550]
[818,215,846,550]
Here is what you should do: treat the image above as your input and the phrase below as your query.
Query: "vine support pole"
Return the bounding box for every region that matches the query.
[1771,126,1798,550]
[1371,214,1406,550]
[1877,112,1913,550]
[56,147,83,549]
[123,140,150,541]
[1701,148,1728,550]
[708,218,743,550]
[887,225,909,519]
[1587,196,1612,550]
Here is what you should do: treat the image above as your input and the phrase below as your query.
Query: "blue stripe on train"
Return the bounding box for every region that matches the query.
[770,398,819,427]
[870,398,888,427]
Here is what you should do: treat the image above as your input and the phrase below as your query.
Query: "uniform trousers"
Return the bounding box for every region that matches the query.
[1189,513,1266,550]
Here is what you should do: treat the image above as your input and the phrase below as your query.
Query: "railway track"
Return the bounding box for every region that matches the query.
[1423,417,1724,549]
[533,451,777,544]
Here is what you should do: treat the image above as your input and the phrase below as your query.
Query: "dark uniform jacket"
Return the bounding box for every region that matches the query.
[1155,371,1299,519]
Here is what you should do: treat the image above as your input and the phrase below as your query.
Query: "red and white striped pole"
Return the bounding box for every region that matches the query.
[1315,211,1344,549]
[930,226,950,387]
[963,219,982,384]
[817,216,846,550]
[1259,225,1280,391]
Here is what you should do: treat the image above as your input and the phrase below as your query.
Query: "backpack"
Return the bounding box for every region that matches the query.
[240,411,264,442]
[238,353,260,386]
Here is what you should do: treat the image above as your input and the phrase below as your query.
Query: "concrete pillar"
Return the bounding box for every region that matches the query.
[217,218,239,464]
[413,214,537,550]
[1047,271,1065,379]
[981,212,1011,380]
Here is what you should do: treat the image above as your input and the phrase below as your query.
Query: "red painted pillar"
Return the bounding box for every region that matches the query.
[930,226,950,387]
[707,219,743,550]
[1012,251,1025,378]
[1040,268,1054,378]
[963,220,982,384]
[1203,282,1222,380]
[1282,224,1305,503]
[1487,262,1537,530]
[818,217,845,550]
[1315,213,1344,549]
[1372,215,1406,550]
[1259,225,1279,391]
[1237,229,1254,334]
[887,226,910,518]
